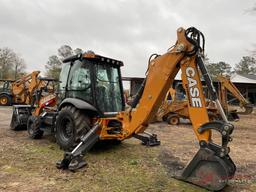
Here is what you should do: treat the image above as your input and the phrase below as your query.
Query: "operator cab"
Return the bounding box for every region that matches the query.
[0,80,13,93]
[59,51,125,116]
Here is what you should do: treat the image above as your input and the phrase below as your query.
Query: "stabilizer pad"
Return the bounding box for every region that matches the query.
[56,153,87,171]
[178,147,236,191]
[68,156,87,171]
[56,158,71,169]
[228,111,239,122]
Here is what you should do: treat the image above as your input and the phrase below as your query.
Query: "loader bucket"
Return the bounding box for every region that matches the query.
[10,105,31,130]
[178,147,236,191]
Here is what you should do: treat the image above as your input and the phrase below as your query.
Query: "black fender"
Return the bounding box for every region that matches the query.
[59,98,100,116]
[0,92,12,97]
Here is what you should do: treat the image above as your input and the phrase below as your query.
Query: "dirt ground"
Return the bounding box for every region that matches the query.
[0,106,255,192]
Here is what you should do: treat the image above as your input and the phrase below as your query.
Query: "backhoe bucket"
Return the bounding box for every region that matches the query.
[178,147,236,191]
[238,103,254,115]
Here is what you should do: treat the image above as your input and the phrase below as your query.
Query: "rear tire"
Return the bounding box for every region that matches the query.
[0,94,11,106]
[55,106,91,151]
[166,114,180,125]
[27,116,44,139]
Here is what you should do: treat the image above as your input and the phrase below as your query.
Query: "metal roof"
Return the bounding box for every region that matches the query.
[230,73,256,84]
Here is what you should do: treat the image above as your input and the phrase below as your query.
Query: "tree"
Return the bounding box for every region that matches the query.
[58,45,73,59]
[45,45,83,79]
[206,61,232,80]
[13,56,26,79]
[234,56,256,75]
[45,55,62,79]
[0,47,26,79]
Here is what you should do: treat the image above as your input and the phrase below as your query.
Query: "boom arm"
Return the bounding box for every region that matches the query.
[123,28,225,142]
[120,28,235,190]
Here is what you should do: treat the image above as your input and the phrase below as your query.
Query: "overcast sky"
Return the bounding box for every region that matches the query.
[0,0,255,77]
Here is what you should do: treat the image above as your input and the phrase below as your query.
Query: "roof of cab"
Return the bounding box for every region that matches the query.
[62,51,124,66]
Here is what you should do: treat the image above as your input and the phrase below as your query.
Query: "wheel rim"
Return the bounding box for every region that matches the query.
[0,97,8,105]
[28,121,34,135]
[59,117,74,142]
[28,120,34,135]
[170,117,178,125]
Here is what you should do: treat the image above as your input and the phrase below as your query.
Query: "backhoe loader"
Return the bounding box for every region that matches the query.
[26,77,58,139]
[217,75,253,119]
[156,75,254,125]
[155,87,186,124]
[155,87,219,125]
[0,71,41,106]
[54,27,236,191]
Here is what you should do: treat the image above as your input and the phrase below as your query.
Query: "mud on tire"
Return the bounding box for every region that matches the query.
[55,105,91,151]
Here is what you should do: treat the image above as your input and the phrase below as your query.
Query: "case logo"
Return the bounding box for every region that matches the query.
[185,67,202,107]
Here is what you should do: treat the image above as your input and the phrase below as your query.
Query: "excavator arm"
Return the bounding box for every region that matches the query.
[57,27,236,191]
[121,28,228,140]
[217,75,253,114]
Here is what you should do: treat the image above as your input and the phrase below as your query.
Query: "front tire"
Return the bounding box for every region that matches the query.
[55,106,91,151]
[27,116,44,139]
[0,94,12,106]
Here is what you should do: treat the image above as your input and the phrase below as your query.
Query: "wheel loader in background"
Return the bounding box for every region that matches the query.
[0,71,41,106]
[25,77,58,139]
[10,76,58,130]
[53,27,236,191]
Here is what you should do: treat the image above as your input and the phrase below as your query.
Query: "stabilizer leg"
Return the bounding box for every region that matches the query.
[228,111,239,122]
[56,123,100,170]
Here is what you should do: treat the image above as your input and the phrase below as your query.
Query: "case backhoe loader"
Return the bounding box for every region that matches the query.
[156,87,219,125]
[0,71,41,106]
[54,27,236,191]
[156,75,254,125]
[217,75,253,120]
